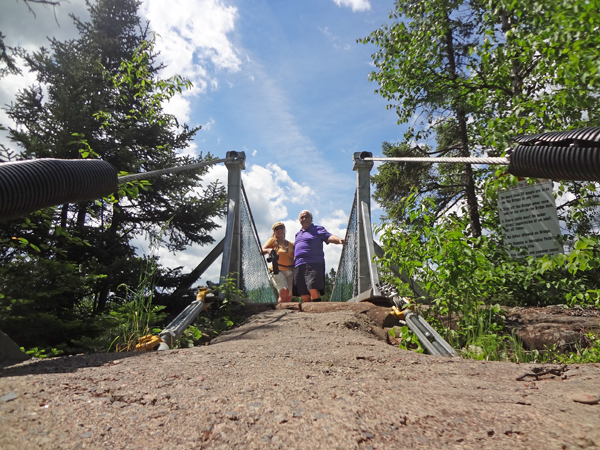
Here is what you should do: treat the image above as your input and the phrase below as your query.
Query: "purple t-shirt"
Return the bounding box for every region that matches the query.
[294,224,332,266]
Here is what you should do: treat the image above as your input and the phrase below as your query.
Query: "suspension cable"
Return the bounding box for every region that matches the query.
[363,156,509,165]
[0,156,238,222]
[118,157,233,183]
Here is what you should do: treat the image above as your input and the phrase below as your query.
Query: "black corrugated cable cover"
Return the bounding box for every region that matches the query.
[0,159,118,222]
[509,145,600,182]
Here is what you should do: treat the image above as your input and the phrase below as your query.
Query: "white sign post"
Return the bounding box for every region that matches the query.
[498,181,562,258]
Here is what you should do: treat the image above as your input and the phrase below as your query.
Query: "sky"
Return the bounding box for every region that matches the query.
[0,0,408,286]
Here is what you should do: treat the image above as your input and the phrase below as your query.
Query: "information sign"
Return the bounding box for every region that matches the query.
[497,181,561,257]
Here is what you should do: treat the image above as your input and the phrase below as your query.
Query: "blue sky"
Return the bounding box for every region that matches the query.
[1,0,407,283]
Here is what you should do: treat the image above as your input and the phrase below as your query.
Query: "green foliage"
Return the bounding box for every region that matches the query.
[459,328,600,364]
[363,0,600,234]
[20,346,65,359]
[105,222,171,352]
[547,330,600,364]
[0,0,226,354]
[366,0,600,362]
[389,325,424,353]
[174,325,203,349]
[0,256,106,349]
[322,268,337,302]
[213,275,245,306]
[378,190,600,359]
[460,333,529,362]
[186,275,245,341]
[0,31,24,78]
[361,0,483,235]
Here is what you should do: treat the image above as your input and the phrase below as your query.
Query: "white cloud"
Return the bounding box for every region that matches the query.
[318,26,351,51]
[242,58,354,198]
[318,209,348,273]
[140,0,240,76]
[0,0,239,150]
[0,69,38,151]
[162,91,193,123]
[203,118,216,131]
[139,0,241,125]
[176,141,198,159]
[0,0,89,151]
[332,0,372,12]
[252,149,257,156]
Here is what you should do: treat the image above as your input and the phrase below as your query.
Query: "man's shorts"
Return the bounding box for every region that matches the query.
[293,263,325,296]
[270,269,293,293]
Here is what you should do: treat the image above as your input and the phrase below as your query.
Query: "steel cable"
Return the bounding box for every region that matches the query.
[0,159,118,222]
[0,157,235,222]
[117,157,231,183]
[509,145,600,182]
[364,156,509,165]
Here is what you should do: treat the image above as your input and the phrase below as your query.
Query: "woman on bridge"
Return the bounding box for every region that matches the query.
[262,222,295,303]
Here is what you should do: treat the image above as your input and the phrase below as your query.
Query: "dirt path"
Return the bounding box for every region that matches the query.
[1,307,600,449]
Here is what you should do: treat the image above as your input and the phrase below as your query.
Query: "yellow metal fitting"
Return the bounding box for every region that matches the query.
[135,335,163,352]
[197,286,209,301]
[390,306,406,320]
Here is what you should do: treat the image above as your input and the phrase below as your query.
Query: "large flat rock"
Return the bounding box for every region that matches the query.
[1,308,599,450]
[506,306,600,352]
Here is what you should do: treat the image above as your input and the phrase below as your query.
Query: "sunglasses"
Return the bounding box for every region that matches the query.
[274,226,285,231]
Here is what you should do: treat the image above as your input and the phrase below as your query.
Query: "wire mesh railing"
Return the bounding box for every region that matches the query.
[330,192,358,302]
[239,184,277,303]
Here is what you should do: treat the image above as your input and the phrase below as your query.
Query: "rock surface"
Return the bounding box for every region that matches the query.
[0,329,30,364]
[505,305,600,352]
[1,305,600,449]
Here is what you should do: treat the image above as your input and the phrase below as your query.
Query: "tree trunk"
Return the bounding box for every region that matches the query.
[443,16,482,237]
[96,285,110,315]
[499,10,524,97]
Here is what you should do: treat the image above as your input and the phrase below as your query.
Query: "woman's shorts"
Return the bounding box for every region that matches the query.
[270,269,293,293]
[293,263,325,296]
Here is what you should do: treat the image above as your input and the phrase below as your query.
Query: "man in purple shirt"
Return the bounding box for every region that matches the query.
[294,210,345,303]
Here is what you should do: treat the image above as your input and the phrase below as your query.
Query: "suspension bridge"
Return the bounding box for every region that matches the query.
[1,125,600,360]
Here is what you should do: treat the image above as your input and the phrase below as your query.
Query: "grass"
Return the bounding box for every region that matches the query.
[107,255,167,352]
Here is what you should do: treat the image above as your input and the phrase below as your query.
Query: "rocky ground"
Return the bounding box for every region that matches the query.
[1,303,599,450]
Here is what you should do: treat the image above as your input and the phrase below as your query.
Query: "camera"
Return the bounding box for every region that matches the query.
[266,248,279,275]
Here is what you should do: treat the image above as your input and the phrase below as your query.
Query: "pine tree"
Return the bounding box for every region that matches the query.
[1,0,225,349]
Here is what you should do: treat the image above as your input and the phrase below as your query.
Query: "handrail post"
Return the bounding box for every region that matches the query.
[353,152,374,295]
[221,151,246,289]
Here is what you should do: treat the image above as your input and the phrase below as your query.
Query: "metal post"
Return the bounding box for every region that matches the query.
[360,201,381,296]
[221,151,245,288]
[353,152,374,295]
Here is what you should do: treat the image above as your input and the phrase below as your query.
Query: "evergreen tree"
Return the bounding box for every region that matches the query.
[0,0,226,349]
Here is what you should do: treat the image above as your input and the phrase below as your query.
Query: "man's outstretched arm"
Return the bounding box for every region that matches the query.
[327,235,345,245]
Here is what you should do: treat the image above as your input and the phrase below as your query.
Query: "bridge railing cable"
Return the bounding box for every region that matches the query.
[363,156,508,165]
